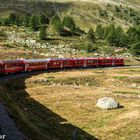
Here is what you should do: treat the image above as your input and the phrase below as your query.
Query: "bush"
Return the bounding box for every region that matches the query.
[29,14,39,31]
[39,26,47,40]
[87,28,96,43]
[130,41,140,56]
[62,16,76,33]
[50,15,64,36]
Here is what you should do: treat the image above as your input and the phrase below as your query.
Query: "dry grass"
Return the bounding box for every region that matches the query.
[0,47,45,60]
[23,67,140,139]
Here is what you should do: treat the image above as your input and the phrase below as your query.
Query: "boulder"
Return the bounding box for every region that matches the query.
[96,97,119,109]
[130,83,137,88]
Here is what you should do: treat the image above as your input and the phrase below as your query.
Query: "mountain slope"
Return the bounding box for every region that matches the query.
[0,0,140,30]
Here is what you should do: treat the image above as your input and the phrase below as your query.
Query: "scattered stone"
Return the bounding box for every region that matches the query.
[96,97,120,109]
[138,95,140,98]
[130,83,137,88]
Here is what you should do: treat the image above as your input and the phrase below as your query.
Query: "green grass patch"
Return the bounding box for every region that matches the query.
[113,76,128,80]
[113,90,140,95]
[38,76,99,87]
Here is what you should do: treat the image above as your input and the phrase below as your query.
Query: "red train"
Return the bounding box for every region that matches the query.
[0,58,124,75]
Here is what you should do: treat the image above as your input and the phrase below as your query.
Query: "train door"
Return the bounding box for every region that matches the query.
[60,61,63,68]
[112,59,115,66]
[25,63,28,72]
[46,60,50,69]
[84,60,87,67]
[46,61,48,70]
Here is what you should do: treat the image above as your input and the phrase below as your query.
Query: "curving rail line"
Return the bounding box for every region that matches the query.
[0,65,140,82]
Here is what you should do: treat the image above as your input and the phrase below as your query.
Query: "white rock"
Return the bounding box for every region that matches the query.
[96,97,119,109]
[131,83,137,88]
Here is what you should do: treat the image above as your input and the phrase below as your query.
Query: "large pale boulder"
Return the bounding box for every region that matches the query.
[96,97,119,109]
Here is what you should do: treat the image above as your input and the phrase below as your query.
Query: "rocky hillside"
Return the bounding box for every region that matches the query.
[0,0,140,30]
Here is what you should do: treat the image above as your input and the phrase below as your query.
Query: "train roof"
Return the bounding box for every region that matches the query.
[24,59,50,63]
[49,58,73,61]
[2,60,24,63]
[73,58,99,60]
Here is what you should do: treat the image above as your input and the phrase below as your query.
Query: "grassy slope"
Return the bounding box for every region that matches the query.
[0,0,140,31]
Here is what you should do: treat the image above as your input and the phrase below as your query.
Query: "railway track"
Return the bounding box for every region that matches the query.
[0,65,140,82]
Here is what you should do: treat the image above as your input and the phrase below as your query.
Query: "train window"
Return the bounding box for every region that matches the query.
[64,61,70,65]
[88,60,91,63]
[107,60,110,63]
[6,63,23,68]
[95,60,98,63]
[28,62,46,66]
[53,62,57,65]
[50,62,53,65]
[57,62,60,65]
[52,61,59,65]
[75,61,82,64]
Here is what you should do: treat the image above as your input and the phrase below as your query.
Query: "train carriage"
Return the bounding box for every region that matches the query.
[73,58,85,68]
[61,58,73,68]
[114,58,124,66]
[3,60,25,74]
[48,58,74,69]
[84,58,99,67]
[99,58,113,66]
[24,59,49,71]
[48,59,62,69]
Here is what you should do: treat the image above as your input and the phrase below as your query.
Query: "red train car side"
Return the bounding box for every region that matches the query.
[114,58,124,66]
[48,58,74,69]
[2,60,25,74]
[24,59,48,71]
[99,58,113,66]
[61,59,73,68]
[48,59,62,69]
[0,57,125,75]
[84,58,99,67]
[73,58,85,68]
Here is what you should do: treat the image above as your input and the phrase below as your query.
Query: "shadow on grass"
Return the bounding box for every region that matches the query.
[0,71,97,140]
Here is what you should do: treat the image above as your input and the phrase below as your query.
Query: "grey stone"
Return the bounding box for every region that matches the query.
[96,97,119,109]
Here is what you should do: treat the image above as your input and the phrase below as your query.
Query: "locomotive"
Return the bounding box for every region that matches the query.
[0,57,124,75]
